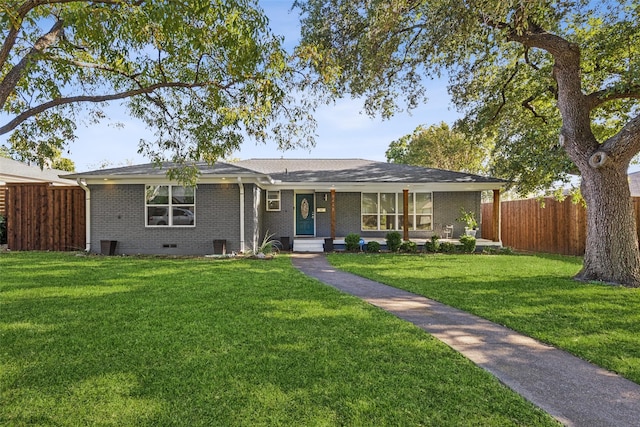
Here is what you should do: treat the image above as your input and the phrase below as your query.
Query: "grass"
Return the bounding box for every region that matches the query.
[0,252,557,426]
[327,252,640,385]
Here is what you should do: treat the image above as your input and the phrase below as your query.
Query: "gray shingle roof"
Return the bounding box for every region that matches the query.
[65,158,507,184]
[0,157,78,185]
[235,159,505,183]
[63,161,261,178]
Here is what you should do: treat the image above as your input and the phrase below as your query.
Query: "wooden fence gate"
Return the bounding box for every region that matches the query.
[5,183,85,251]
[482,197,640,256]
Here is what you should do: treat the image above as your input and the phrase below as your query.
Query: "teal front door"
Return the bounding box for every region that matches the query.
[295,193,315,236]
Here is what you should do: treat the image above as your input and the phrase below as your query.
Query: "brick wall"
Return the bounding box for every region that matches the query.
[263,189,295,243]
[89,183,242,255]
[434,191,482,238]
[87,184,484,255]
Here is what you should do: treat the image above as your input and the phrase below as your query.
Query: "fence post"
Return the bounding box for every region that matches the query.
[492,190,501,242]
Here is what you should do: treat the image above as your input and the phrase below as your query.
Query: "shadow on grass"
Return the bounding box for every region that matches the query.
[327,252,640,384]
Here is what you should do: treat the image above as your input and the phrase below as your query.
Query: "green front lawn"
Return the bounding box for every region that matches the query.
[0,253,555,426]
[328,253,640,385]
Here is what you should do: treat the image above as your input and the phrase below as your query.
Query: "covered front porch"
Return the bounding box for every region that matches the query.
[291,188,504,252]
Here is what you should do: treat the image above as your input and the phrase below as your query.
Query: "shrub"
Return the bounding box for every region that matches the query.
[0,214,5,245]
[366,241,381,253]
[459,234,476,253]
[500,246,516,255]
[385,231,402,252]
[399,241,418,253]
[345,233,361,252]
[424,235,440,253]
[440,242,458,253]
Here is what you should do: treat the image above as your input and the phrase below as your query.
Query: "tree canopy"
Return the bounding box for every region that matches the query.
[1,0,314,180]
[296,0,640,192]
[385,122,487,174]
[296,0,640,286]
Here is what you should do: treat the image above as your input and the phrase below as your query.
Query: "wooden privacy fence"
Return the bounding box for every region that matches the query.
[482,197,640,256]
[6,183,85,251]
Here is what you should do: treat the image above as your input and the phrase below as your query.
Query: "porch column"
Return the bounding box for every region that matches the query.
[403,189,409,241]
[330,188,336,240]
[492,189,501,242]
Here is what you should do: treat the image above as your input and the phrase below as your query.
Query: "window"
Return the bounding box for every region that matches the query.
[361,192,432,231]
[146,185,195,227]
[266,190,281,211]
[361,193,378,230]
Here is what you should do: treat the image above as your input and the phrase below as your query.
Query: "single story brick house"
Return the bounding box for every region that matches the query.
[63,159,506,255]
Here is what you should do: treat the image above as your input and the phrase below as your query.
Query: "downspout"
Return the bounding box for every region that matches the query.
[76,178,91,252]
[238,177,245,253]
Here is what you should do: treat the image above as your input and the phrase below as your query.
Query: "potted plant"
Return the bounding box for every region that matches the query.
[457,208,478,237]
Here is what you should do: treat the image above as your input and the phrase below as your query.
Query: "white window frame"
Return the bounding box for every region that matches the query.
[361,192,432,231]
[145,185,196,227]
[266,190,281,211]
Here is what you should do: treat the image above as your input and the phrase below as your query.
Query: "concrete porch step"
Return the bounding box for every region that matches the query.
[293,239,325,253]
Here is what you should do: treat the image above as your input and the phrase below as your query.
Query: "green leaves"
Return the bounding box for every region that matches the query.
[386,122,488,174]
[296,0,640,193]
[1,1,316,179]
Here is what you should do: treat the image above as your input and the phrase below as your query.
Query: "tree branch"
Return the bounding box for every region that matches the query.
[46,56,142,79]
[0,18,64,109]
[0,80,227,135]
[586,86,640,110]
[491,64,519,121]
[0,0,134,71]
[599,113,640,165]
[521,94,547,124]
[523,47,540,71]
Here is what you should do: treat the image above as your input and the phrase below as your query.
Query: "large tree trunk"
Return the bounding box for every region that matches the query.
[527,33,640,287]
[576,165,640,287]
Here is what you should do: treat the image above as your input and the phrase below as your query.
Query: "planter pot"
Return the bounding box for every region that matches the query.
[279,236,291,251]
[100,240,117,256]
[464,228,477,237]
[213,239,227,255]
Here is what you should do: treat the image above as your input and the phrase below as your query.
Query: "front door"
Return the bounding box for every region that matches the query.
[295,193,315,236]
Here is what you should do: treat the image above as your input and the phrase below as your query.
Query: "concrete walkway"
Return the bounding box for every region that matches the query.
[291,253,640,427]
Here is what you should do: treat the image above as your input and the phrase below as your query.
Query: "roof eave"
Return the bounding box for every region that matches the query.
[70,174,271,185]
[261,181,507,192]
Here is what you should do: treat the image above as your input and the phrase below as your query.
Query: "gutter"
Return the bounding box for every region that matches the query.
[76,178,91,252]
[238,177,245,253]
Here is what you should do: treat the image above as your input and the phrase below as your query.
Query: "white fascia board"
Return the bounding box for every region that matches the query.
[80,176,505,192]
[81,175,266,185]
[259,181,505,192]
[1,173,77,185]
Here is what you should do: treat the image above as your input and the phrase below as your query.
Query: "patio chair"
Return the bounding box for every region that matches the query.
[441,224,454,239]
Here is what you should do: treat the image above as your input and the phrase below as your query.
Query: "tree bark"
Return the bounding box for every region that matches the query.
[576,165,640,287]
[519,31,640,287]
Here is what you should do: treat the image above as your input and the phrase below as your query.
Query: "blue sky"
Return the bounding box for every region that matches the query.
[10,0,460,172]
